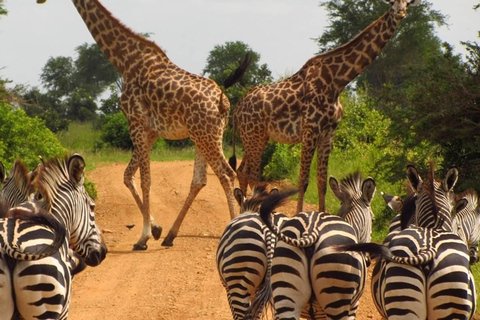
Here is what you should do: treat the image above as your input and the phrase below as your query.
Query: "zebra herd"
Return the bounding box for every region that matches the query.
[217,164,480,319]
[0,154,106,320]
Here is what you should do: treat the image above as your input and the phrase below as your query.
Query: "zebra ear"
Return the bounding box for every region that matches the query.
[68,154,86,186]
[454,198,469,216]
[381,192,403,212]
[362,178,376,204]
[329,176,343,201]
[233,188,245,207]
[443,167,459,192]
[269,187,279,195]
[406,165,422,192]
[0,160,5,184]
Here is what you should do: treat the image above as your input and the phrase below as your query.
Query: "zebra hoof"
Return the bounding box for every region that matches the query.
[132,243,148,251]
[151,225,162,240]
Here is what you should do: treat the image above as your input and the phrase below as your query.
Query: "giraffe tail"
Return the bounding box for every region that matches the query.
[224,52,252,172]
[228,117,237,171]
[223,52,253,89]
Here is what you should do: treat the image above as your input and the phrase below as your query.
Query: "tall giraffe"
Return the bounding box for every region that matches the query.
[233,0,420,213]
[37,0,250,249]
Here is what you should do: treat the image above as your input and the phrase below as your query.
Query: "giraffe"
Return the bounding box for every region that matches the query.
[36,0,251,249]
[232,0,421,213]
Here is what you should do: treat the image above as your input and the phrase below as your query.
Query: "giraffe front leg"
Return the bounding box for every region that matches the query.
[316,132,334,212]
[297,131,317,213]
[161,148,208,247]
[124,146,161,250]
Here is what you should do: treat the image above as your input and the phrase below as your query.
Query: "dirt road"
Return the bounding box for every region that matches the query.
[68,161,386,319]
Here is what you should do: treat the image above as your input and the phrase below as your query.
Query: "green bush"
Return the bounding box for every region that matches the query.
[100,111,166,151]
[261,142,301,181]
[0,103,66,170]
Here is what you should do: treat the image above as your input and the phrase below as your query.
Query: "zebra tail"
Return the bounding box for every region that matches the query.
[334,242,436,266]
[7,209,66,260]
[259,189,320,248]
[244,231,275,320]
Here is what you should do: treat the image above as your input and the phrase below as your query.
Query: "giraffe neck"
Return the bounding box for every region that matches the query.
[306,8,402,91]
[72,0,170,76]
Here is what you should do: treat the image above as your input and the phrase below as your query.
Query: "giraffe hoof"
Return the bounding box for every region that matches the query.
[151,225,163,241]
[132,243,148,251]
[161,237,174,247]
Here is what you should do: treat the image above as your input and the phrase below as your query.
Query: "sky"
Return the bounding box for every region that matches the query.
[0,0,478,89]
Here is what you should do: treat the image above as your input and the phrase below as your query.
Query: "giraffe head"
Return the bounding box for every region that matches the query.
[383,0,421,19]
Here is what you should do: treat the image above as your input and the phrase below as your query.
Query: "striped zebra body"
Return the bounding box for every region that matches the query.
[453,189,480,264]
[217,186,286,320]
[256,172,376,320]
[0,204,66,320]
[341,164,475,319]
[10,154,107,320]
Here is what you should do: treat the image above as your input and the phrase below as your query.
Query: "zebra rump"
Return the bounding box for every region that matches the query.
[0,207,66,261]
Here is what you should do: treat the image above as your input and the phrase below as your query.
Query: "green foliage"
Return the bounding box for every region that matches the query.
[317,0,446,89]
[100,112,133,150]
[202,41,273,109]
[0,103,66,169]
[261,143,301,182]
[99,112,166,151]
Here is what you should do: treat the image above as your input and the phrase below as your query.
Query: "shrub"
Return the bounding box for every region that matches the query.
[100,111,166,151]
[0,103,66,169]
[261,142,301,181]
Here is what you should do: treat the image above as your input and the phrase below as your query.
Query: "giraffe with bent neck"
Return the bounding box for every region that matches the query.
[233,0,420,213]
[37,0,250,249]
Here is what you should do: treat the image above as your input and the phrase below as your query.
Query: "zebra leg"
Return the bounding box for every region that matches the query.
[384,263,427,320]
[14,257,71,320]
[271,243,311,320]
[311,251,366,319]
[426,252,473,320]
[0,256,14,320]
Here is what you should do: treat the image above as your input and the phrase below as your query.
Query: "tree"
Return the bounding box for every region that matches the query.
[22,87,69,132]
[0,0,7,17]
[40,56,76,98]
[316,0,446,90]
[202,41,273,106]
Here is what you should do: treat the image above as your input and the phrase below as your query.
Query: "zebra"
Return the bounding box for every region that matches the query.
[10,154,107,320]
[0,159,37,209]
[216,185,283,320]
[453,189,480,265]
[255,172,376,320]
[0,200,66,320]
[0,158,87,277]
[337,164,475,319]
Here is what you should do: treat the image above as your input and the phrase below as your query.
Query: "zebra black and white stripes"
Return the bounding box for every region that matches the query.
[216,186,283,320]
[9,154,107,320]
[338,164,476,319]
[257,172,376,320]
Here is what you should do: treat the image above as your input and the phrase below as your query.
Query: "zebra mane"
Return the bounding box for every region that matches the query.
[34,155,72,211]
[339,171,363,199]
[424,162,443,228]
[240,185,271,213]
[0,195,10,218]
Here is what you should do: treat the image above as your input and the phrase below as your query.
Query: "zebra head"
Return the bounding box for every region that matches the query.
[35,154,107,267]
[406,163,458,231]
[329,171,376,243]
[453,189,480,264]
[0,159,37,211]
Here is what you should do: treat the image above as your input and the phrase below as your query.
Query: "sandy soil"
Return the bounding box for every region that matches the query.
[65,160,443,319]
